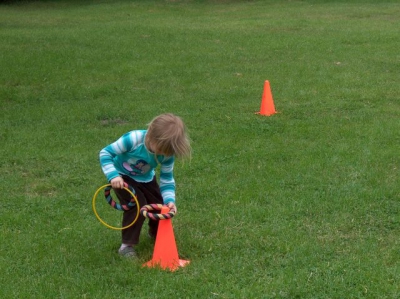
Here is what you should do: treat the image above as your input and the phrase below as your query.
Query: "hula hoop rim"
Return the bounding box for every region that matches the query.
[92,184,140,230]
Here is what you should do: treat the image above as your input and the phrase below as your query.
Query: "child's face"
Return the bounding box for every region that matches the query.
[148,140,168,156]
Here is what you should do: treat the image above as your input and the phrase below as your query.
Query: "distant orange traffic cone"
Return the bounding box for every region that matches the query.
[143,207,189,271]
[256,80,276,116]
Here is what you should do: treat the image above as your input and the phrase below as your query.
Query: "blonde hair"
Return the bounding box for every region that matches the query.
[145,113,191,158]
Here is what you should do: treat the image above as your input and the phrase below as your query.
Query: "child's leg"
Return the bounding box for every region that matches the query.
[113,179,147,246]
[115,176,163,245]
[139,177,164,237]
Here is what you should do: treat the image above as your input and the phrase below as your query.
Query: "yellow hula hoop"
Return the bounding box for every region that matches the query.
[92,184,140,230]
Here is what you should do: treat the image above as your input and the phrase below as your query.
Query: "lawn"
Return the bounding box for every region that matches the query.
[0,0,399,298]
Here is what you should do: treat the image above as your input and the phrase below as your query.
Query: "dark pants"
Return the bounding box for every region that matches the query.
[113,175,163,246]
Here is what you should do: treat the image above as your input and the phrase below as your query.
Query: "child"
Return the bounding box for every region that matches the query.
[99,113,191,257]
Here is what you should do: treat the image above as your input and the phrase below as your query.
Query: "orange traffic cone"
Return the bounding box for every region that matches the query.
[143,206,189,271]
[256,80,276,116]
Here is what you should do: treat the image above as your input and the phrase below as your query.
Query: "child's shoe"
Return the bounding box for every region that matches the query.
[118,246,137,258]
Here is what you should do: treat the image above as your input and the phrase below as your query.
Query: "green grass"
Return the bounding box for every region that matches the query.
[0,0,399,298]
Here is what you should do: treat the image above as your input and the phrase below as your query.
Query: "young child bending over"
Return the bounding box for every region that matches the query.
[99,113,191,257]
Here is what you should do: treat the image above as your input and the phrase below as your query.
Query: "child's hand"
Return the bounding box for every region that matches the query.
[167,202,177,215]
[110,177,125,189]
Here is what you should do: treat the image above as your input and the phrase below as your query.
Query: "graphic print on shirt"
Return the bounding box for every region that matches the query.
[122,159,151,176]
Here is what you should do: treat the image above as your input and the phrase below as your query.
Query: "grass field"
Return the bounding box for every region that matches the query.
[0,0,399,298]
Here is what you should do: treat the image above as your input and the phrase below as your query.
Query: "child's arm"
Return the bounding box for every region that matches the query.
[159,156,176,205]
[99,131,137,187]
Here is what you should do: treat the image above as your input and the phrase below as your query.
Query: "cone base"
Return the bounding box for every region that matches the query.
[143,259,190,272]
[255,111,277,116]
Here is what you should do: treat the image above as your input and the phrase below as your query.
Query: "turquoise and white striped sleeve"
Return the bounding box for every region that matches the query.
[159,156,176,204]
[99,131,135,181]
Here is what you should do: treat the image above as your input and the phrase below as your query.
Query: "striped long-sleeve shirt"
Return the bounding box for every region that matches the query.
[99,130,176,204]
